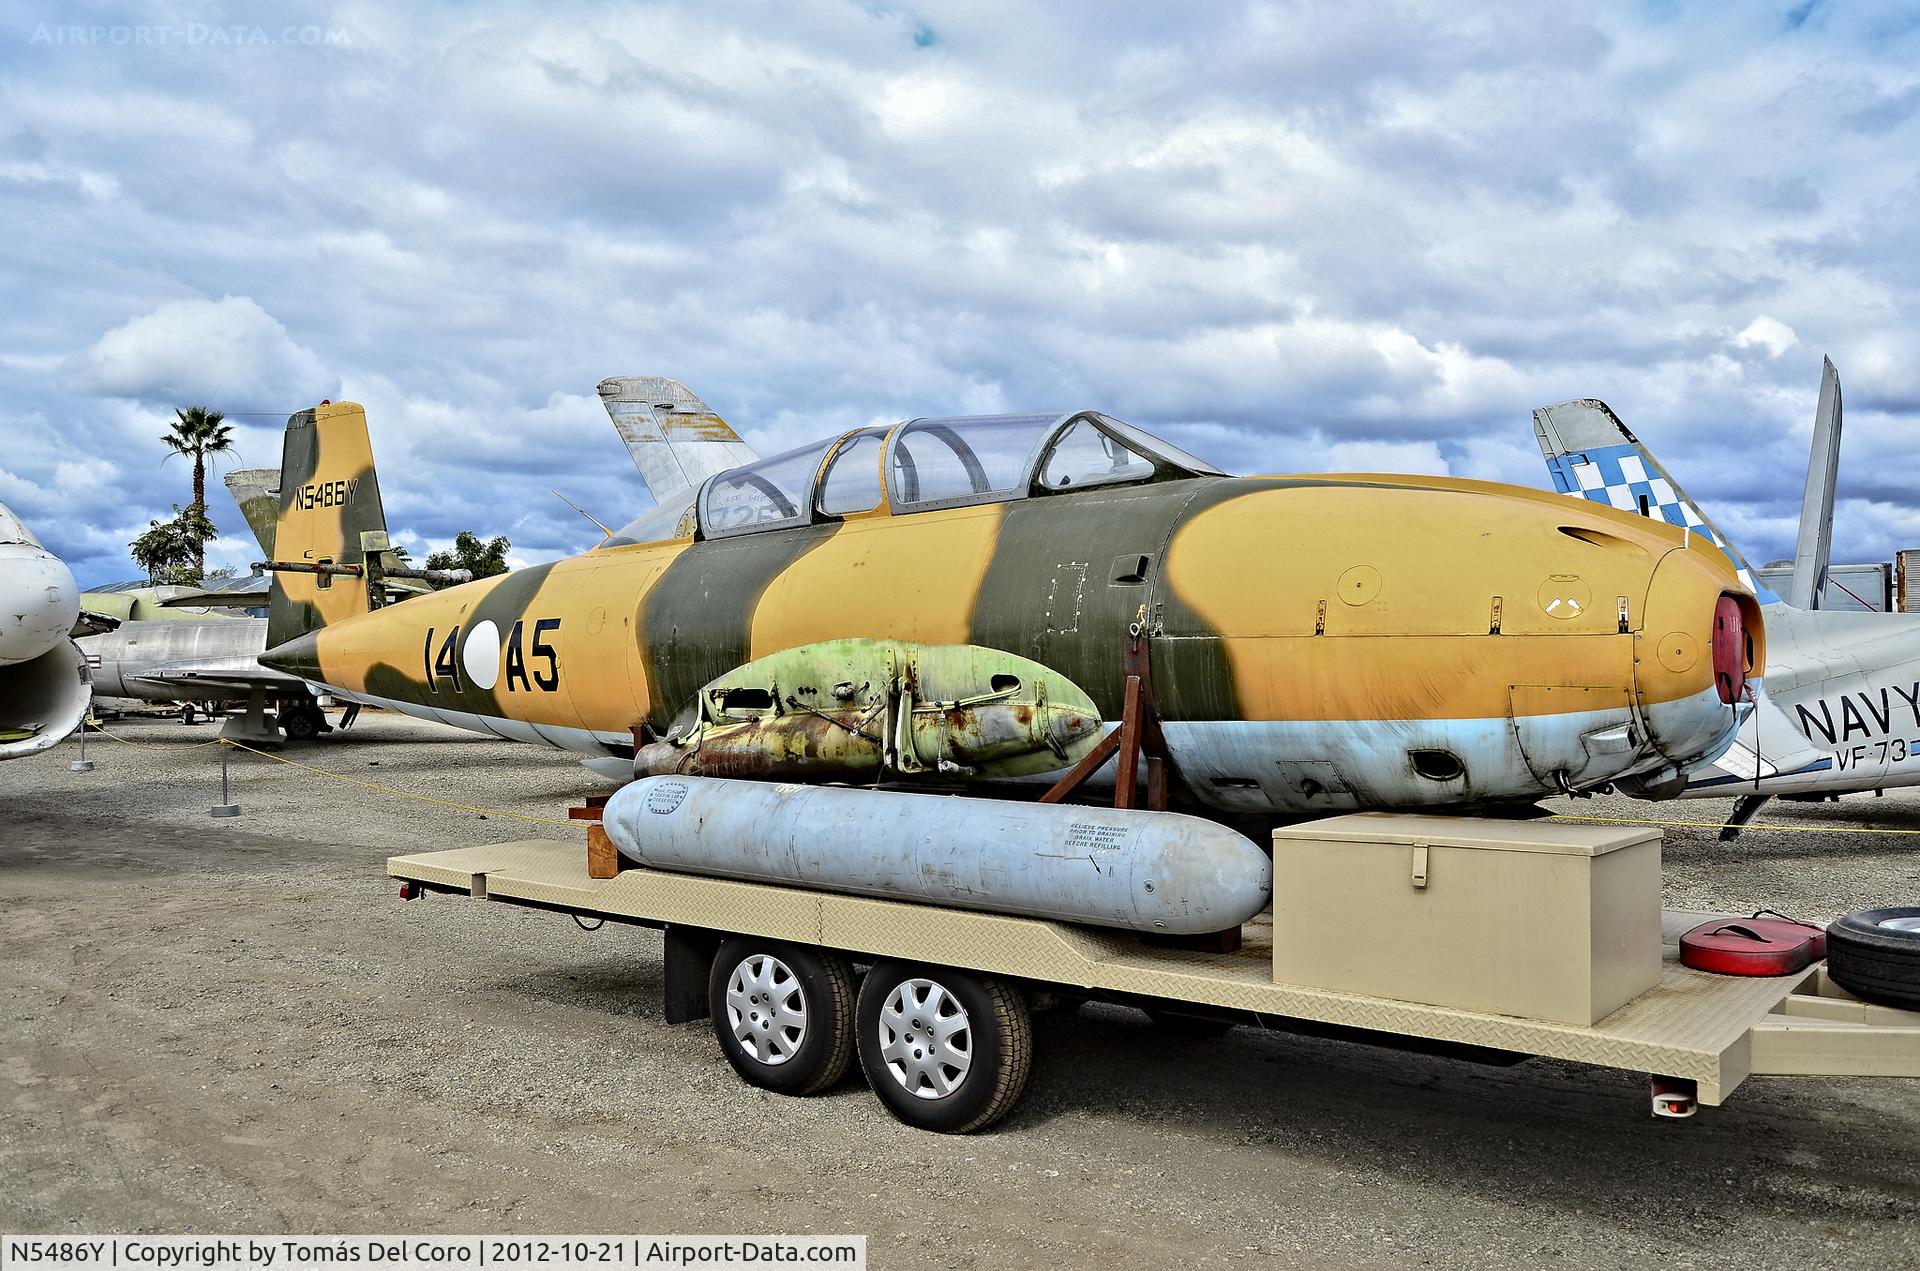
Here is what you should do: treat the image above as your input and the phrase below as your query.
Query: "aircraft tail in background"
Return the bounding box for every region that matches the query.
[1789,357,1843,610]
[263,402,393,650]
[1532,398,1779,604]
[597,376,760,511]
[223,467,282,557]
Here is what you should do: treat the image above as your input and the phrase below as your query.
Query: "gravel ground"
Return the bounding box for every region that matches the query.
[3,710,1919,1268]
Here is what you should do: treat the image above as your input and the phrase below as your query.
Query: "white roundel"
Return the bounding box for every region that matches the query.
[462,619,502,690]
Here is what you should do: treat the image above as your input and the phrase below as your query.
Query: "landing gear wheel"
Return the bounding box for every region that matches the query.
[856,961,1031,1134]
[278,703,325,741]
[179,703,197,725]
[1827,908,1920,1010]
[707,939,855,1096]
[1143,1007,1236,1037]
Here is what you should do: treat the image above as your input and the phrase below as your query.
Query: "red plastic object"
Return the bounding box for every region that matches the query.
[1680,914,1824,976]
[1712,595,1747,705]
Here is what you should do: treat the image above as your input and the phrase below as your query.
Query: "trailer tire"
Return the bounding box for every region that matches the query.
[1827,908,1920,1010]
[708,939,856,1096]
[856,961,1031,1134]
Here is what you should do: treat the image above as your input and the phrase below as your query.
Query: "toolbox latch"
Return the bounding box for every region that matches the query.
[1410,842,1430,889]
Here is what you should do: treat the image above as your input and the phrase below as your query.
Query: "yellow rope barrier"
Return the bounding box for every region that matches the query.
[91,723,228,751]
[1549,811,1920,837]
[216,738,583,829]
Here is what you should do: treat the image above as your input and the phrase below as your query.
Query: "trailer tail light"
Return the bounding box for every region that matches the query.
[1651,1075,1697,1119]
[399,881,419,900]
[1712,596,1746,705]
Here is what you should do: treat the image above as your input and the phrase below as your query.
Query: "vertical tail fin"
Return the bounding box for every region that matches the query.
[597,376,759,508]
[1531,399,1778,603]
[223,467,283,556]
[265,402,391,649]
[1789,357,1843,609]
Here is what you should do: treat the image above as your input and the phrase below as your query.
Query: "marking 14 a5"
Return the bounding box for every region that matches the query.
[424,619,561,693]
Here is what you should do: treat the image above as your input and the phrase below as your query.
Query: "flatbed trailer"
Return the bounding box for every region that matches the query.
[388,834,1920,1133]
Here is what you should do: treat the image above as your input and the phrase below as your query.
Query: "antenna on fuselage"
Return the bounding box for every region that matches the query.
[553,490,615,540]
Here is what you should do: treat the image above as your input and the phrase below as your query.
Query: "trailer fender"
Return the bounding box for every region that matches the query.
[663,926,723,1024]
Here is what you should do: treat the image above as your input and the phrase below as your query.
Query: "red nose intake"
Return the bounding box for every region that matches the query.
[1712,595,1747,705]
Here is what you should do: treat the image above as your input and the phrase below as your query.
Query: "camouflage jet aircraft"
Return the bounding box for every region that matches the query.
[256,382,1760,815]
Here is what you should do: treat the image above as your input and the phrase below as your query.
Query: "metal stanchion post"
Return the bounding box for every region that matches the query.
[68,723,94,773]
[211,744,240,818]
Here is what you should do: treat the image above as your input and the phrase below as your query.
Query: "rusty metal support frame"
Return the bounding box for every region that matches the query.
[1039,625,1178,810]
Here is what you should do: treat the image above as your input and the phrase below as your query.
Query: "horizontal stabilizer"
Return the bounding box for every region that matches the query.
[159,585,270,609]
[1688,684,1829,790]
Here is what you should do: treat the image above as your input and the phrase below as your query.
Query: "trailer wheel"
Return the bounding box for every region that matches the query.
[856,961,1031,1134]
[707,939,855,1096]
[1827,908,1920,1010]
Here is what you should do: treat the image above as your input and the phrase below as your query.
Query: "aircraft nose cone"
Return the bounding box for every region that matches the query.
[0,542,79,666]
[1633,545,1759,776]
[260,629,323,680]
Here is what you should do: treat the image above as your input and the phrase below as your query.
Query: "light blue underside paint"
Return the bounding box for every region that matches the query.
[331,681,1739,815]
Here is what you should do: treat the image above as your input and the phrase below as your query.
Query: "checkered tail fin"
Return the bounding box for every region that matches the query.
[1531,399,1779,604]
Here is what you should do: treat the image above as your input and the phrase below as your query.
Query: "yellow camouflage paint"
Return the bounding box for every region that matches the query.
[749,504,1004,654]
[268,402,383,638]
[1166,476,1751,720]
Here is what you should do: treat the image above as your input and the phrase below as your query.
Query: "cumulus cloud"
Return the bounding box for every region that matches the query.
[1,0,1918,585]
[64,295,334,407]
[1733,315,1799,358]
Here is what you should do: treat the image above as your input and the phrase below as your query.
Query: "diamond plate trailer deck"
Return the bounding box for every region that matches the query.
[387,835,1920,1131]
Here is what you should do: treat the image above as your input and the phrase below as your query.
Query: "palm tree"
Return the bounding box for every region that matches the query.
[162,406,235,577]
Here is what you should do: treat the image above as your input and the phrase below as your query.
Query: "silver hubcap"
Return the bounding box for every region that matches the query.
[1879,916,1920,934]
[725,954,807,1066]
[878,978,972,1100]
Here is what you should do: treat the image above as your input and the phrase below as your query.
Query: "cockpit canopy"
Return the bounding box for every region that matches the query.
[610,410,1226,546]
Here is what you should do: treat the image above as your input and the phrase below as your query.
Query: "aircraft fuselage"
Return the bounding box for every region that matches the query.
[266,470,1753,814]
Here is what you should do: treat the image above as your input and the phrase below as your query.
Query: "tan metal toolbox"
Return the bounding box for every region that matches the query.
[1270,813,1662,1026]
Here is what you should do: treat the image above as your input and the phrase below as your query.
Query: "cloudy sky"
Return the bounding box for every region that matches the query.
[3,0,1917,586]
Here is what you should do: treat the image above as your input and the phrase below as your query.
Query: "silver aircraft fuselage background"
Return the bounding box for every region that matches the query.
[1682,604,1920,798]
[1534,370,1920,806]
[81,617,304,705]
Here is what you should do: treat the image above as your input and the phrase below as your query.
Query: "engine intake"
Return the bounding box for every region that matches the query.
[0,640,92,759]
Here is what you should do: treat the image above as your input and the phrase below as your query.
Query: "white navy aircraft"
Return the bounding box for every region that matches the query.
[0,502,91,759]
[1534,359,1920,835]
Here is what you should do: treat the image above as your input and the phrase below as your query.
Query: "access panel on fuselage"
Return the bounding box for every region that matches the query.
[964,481,1216,719]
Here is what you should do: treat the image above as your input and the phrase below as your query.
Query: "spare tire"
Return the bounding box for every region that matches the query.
[1826,908,1920,1010]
